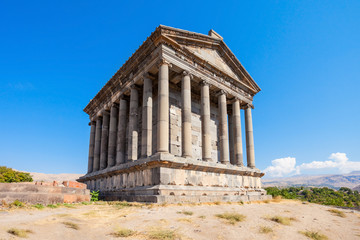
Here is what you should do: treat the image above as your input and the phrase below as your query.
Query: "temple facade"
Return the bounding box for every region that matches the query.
[78,25,270,203]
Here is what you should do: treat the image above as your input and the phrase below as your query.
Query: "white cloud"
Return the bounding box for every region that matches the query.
[263,157,297,177]
[264,152,360,177]
[329,152,348,163]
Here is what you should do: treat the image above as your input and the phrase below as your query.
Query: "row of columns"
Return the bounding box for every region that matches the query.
[198,80,255,168]
[87,61,256,174]
[87,72,156,174]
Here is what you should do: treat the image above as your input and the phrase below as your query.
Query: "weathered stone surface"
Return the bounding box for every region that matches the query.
[0,183,90,205]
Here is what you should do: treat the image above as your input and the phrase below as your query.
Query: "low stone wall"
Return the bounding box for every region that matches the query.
[0,181,90,205]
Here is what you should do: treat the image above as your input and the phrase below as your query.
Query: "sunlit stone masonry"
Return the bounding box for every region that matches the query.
[78,25,271,203]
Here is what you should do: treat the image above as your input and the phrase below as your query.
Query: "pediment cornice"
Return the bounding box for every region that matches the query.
[84,25,260,117]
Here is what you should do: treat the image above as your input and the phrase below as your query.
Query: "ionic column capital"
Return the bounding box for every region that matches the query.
[216,89,227,97]
[100,109,110,117]
[111,102,119,108]
[143,72,151,79]
[242,103,254,109]
[118,94,128,101]
[228,97,242,104]
[130,84,142,93]
[157,58,172,68]
[200,79,210,87]
[182,70,193,79]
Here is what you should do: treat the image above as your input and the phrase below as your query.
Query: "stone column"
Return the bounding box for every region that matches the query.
[228,115,235,164]
[107,103,118,168]
[232,99,243,166]
[181,71,192,157]
[93,116,102,171]
[87,121,96,173]
[141,74,152,158]
[100,110,110,170]
[128,86,139,161]
[245,105,255,168]
[218,90,229,164]
[116,98,127,164]
[157,60,170,153]
[201,81,212,161]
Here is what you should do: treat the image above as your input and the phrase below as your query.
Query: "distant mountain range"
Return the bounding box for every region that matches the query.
[262,171,360,190]
[27,172,84,182]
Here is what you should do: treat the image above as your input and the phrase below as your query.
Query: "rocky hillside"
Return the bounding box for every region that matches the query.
[262,172,360,190]
[27,172,83,182]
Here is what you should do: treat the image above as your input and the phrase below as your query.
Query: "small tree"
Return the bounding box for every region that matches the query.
[0,166,33,183]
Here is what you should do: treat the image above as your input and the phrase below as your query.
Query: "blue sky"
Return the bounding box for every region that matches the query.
[1,1,359,176]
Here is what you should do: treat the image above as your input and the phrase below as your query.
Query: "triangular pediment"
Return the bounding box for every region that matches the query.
[185,45,241,81]
[158,26,261,94]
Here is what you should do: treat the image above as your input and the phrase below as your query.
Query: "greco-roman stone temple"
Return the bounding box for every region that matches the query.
[78,25,270,203]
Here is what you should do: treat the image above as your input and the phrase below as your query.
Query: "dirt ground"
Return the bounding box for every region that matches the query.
[0,200,359,240]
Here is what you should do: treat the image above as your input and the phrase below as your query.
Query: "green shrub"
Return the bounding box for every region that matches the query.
[32,204,45,209]
[265,186,360,208]
[90,190,99,201]
[0,166,33,183]
[47,204,58,208]
[11,200,24,207]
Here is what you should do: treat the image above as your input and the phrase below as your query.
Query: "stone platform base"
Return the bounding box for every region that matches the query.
[100,185,272,203]
[79,153,270,203]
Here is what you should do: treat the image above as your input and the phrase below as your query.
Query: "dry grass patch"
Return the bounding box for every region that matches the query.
[328,209,346,218]
[62,203,76,208]
[198,215,206,219]
[108,201,143,208]
[268,216,296,225]
[259,226,273,234]
[215,212,246,225]
[272,196,282,202]
[7,228,33,238]
[62,221,79,230]
[111,228,136,238]
[299,230,328,240]
[147,228,177,240]
[82,210,99,217]
[176,210,193,216]
[177,218,192,223]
